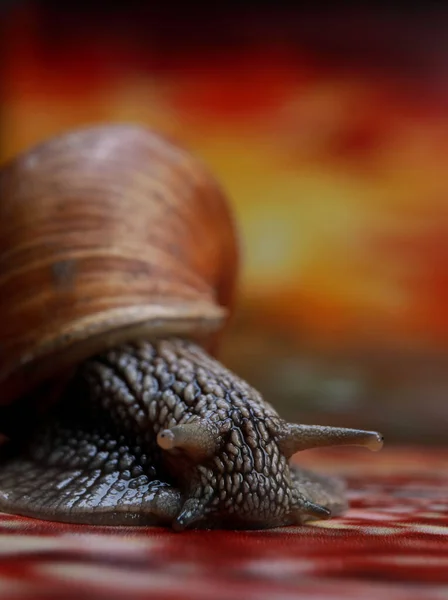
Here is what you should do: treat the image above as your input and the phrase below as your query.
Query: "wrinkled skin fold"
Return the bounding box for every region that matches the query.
[0,339,383,530]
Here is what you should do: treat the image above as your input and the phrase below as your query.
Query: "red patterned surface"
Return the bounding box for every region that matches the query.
[0,447,446,599]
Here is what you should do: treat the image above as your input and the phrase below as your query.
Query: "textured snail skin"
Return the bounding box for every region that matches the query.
[0,338,383,530]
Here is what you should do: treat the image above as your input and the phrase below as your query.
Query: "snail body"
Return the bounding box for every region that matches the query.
[0,125,383,531]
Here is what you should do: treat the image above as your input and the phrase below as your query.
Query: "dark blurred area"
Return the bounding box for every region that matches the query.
[1,2,448,444]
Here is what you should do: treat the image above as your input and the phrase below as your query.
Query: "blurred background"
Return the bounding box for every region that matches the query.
[1,2,448,444]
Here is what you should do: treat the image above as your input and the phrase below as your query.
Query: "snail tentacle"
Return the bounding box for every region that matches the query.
[276,423,384,458]
[173,497,211,532]
[289,464,349,521]
[157,420,220,461]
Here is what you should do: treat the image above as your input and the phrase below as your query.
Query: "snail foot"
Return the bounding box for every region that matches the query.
[0,415,182,527]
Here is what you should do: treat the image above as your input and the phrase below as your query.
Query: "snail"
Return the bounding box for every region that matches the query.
[0,124,383,531]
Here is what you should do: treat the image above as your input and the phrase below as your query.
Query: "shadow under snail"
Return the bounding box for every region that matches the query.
[0,124,383,531]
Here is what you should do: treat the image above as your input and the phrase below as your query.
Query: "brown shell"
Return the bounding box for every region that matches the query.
[0,124,239,405]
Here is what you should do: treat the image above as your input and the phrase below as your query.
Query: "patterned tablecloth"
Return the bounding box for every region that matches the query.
[0,446,446,600]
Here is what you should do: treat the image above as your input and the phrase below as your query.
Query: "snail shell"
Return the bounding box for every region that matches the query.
[0,124,238,405]
[0,125,383,531]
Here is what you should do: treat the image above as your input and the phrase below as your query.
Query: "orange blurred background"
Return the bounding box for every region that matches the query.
[2,3,448,442]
